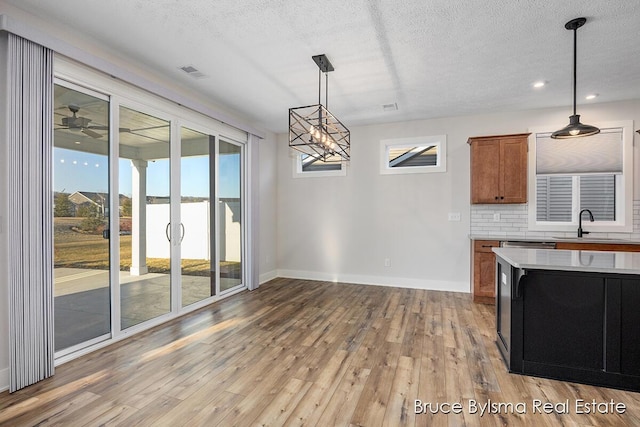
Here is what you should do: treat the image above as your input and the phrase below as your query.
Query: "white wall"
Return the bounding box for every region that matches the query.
[276,99,640,292]
[259,132,278,283]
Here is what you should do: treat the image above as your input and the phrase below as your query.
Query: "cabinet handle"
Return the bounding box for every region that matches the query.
[481,245,495,248]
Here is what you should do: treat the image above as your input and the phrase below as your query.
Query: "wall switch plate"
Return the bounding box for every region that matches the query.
[384,258,391,267]
[493,213,501,222]
[448,212,461,221]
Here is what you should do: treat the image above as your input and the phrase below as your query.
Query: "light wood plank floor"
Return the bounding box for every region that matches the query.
[1,278,640,426]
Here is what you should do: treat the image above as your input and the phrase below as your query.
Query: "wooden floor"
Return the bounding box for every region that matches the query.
[1,278,640,426]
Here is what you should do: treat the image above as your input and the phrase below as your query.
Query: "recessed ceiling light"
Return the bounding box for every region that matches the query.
[585,94,598,100]
[532,81,546,88]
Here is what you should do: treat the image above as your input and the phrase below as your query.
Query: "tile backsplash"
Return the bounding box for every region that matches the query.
[470,200,640,240]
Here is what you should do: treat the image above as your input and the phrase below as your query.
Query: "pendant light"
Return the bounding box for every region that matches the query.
[551,17,600,139]
[289,54,350,162]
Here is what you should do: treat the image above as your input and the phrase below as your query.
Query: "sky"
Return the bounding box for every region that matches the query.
[53,147,240,199]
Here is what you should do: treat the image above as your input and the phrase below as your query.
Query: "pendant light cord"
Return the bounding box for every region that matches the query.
[326,72,329,112]
[318,68,322,131]
[318,68,321,106]
[572,26,577,117]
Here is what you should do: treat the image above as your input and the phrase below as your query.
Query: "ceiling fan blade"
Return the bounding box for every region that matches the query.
[87,125,132,132]
[82,128,103,139]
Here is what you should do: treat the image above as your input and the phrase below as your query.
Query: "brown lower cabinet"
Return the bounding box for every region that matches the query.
[472,240,640,304]
[555,242,640,252]
[472,240,500,304]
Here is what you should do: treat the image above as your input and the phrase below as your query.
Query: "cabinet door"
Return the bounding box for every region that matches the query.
[470,139,500,203]
[523,271,605,370]
[473,240,499,303]
[620,280,640,376]
[500,137,528,203]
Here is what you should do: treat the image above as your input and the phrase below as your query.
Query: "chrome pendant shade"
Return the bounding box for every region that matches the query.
[289,54,350,162]
[551,17,600,139]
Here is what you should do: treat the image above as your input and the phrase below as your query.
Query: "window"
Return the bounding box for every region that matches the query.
[536,175,616,222]
[380,135,446,175]
[292,152,346,178]
[528,121,633,232]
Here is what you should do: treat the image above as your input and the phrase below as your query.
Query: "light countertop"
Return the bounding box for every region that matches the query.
[492,247,640,275]
[470,234,640,245]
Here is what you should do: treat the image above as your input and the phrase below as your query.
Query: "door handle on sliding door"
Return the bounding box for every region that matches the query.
[165,223,185,243]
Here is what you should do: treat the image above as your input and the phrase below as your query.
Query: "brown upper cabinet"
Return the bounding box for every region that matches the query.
[468,133,530,204]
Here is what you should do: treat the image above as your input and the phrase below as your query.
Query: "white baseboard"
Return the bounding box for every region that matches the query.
[0,367,8,392]
[276,269,470,293]
[259,270,278,285]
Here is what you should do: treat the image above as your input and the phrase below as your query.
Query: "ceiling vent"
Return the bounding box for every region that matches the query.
[382,102,398,112]
[178,65,208,79]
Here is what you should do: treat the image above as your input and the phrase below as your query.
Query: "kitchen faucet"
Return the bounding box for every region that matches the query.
[578,209,594,237]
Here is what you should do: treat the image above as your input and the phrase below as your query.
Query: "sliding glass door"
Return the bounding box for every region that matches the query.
[118,106,172,329]
[219,140,243,292]
[180,127,215,306]
[53,83,111,352]
[180,133,245,302]
[53,78,247,356]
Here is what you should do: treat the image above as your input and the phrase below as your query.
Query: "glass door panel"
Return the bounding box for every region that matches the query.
[180,128,215,306]
[118,106,171,328]
[53,84,111,351]
[219,140,243,292]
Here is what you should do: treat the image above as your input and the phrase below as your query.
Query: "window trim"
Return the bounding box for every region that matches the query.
[527,120,634,233]
[379,135,447,175]
[291,152,347,178]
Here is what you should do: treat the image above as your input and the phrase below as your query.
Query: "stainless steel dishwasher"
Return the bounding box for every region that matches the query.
[500,241,556,249]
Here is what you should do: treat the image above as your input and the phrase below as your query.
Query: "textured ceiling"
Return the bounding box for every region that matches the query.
[5,0,640,133]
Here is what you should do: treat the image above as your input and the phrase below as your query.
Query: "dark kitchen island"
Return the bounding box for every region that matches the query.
[492,247,640,392]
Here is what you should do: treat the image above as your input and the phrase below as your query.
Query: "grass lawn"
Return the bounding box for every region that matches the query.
[54,217,239,277]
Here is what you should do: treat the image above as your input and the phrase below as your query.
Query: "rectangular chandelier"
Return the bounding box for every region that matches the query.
[288,54,350,162]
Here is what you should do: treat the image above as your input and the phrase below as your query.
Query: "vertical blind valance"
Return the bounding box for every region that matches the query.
[536,128,623,175]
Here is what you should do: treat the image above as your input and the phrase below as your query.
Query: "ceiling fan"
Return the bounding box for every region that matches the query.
[55,104,106,139]
[55,104,170,142]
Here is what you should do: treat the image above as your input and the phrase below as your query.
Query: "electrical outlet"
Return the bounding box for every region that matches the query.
[384,258,391,267]
[448,212,461,221]
[493,213,501,222]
